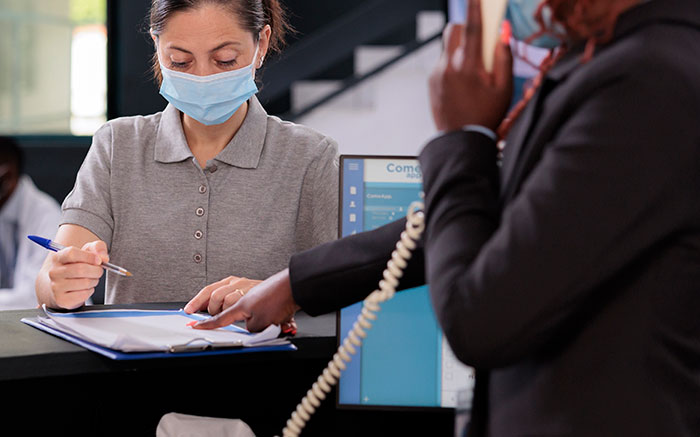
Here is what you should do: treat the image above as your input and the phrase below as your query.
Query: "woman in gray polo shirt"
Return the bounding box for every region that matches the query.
[35,0,338,310]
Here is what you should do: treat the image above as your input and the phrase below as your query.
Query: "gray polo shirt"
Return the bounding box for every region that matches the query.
[62,97,338,304]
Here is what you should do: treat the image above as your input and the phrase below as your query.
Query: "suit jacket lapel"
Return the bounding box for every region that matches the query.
[499,84,544,199]
[500,48,583,204]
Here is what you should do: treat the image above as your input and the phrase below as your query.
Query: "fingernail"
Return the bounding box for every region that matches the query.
[186,320,197,327]
[501,20,512,45]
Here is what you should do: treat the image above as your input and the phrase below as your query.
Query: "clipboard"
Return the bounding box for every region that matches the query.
[21,307,296,360]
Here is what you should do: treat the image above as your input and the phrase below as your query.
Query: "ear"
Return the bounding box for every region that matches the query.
[257,24,272,68]
[150,28,159,48]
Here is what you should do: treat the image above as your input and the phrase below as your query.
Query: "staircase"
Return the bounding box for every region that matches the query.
[287,11,446,157]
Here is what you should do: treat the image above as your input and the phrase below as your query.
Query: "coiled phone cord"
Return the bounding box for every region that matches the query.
[281,201,426,437]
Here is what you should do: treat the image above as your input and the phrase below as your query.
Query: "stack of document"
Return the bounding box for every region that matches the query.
[22,306,294,359]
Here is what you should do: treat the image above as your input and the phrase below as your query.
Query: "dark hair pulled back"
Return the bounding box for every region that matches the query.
[149,0,291,85]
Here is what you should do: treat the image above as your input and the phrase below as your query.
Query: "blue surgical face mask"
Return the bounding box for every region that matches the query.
[506,0,563,49]
[159,46,259,126]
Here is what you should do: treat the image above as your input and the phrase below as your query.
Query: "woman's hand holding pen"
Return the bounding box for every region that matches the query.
[46,240,109,310]
[429,0,513,133]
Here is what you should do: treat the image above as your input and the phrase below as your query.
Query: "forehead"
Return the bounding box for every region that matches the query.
[159,4,254,47]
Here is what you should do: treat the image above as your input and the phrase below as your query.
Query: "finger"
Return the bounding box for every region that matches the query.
[229,277,260,293]
[58,262,105,280]
[184,276,232,313]
[193,301,249,330]
[442,23,464,61]
[82,240,109,263]
[54,289,95,310]
[54,246,103,266]
[208,285,241,315]
[50,278,100,294]
[493,25,514,90]
[246,314,273,333]
[464,0,484,66]
[281,318,297,335]
[222,291,243,311]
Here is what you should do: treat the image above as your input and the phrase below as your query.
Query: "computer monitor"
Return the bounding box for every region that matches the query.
[337,155,474,411]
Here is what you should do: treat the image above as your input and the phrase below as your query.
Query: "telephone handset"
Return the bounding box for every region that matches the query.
[481,0,509,72]
[280,201,426,437]
[449,0,509,72]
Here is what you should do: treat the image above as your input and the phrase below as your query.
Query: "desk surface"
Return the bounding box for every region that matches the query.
[0,303,336,382]
[1,304,454,437]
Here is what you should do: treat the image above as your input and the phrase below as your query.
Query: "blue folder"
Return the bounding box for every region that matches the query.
[21,309,296,360]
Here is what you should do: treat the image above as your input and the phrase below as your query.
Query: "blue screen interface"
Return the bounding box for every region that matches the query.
[338,157,474,409]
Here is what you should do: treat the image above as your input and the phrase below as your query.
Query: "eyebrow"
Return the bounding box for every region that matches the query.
[169,41,242,55]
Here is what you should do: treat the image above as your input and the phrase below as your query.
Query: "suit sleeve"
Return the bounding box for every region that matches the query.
[289,216,426,316]
[422,68,699,369]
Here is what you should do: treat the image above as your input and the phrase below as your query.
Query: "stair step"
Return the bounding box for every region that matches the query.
[354,45,404,77]
[297,38,443,156]
[290,80,342,113]
[416,10,446,41]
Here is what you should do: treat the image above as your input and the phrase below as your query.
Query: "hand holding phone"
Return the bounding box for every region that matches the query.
[449,0,509,72]
[428,0,513,132]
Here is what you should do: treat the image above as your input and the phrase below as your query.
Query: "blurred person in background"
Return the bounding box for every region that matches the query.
[0,137,61,309]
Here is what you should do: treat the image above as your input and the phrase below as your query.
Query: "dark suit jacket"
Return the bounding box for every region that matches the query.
[289,0,700,435]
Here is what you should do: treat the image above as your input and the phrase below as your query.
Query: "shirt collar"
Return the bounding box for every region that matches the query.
[154,96,268,169]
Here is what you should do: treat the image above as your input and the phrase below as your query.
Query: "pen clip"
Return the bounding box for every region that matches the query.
[167,337,244,353]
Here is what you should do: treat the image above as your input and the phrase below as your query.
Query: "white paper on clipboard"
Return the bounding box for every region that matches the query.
[33,305,285,353]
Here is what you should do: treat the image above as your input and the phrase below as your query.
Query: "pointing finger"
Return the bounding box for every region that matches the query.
[193,301,249,330]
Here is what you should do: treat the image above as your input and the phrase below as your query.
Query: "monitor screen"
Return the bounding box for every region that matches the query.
[337,155,475,410]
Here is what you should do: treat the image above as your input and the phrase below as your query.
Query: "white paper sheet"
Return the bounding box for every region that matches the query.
[37,306,284,353]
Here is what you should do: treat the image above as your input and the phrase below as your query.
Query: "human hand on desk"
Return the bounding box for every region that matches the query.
[185,275,262,315]
[191,268,300,333]
[46,240,109,309]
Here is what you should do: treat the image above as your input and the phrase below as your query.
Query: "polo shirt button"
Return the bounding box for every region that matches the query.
[193,253,202,263]
[198,185,207,194]
[194,230,203,239]
[196,207,205,217]
[209,164,218,173]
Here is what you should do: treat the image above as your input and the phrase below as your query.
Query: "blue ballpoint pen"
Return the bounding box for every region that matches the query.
[27,235,132,277]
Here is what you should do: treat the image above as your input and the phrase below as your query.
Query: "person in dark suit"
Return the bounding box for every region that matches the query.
[191,0,700,435]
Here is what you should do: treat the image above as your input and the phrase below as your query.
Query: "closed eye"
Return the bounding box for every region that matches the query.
[169,61,190,69]
[217,59,237,67]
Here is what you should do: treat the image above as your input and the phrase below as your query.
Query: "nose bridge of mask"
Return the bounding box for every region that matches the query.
[159,44,260,104]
